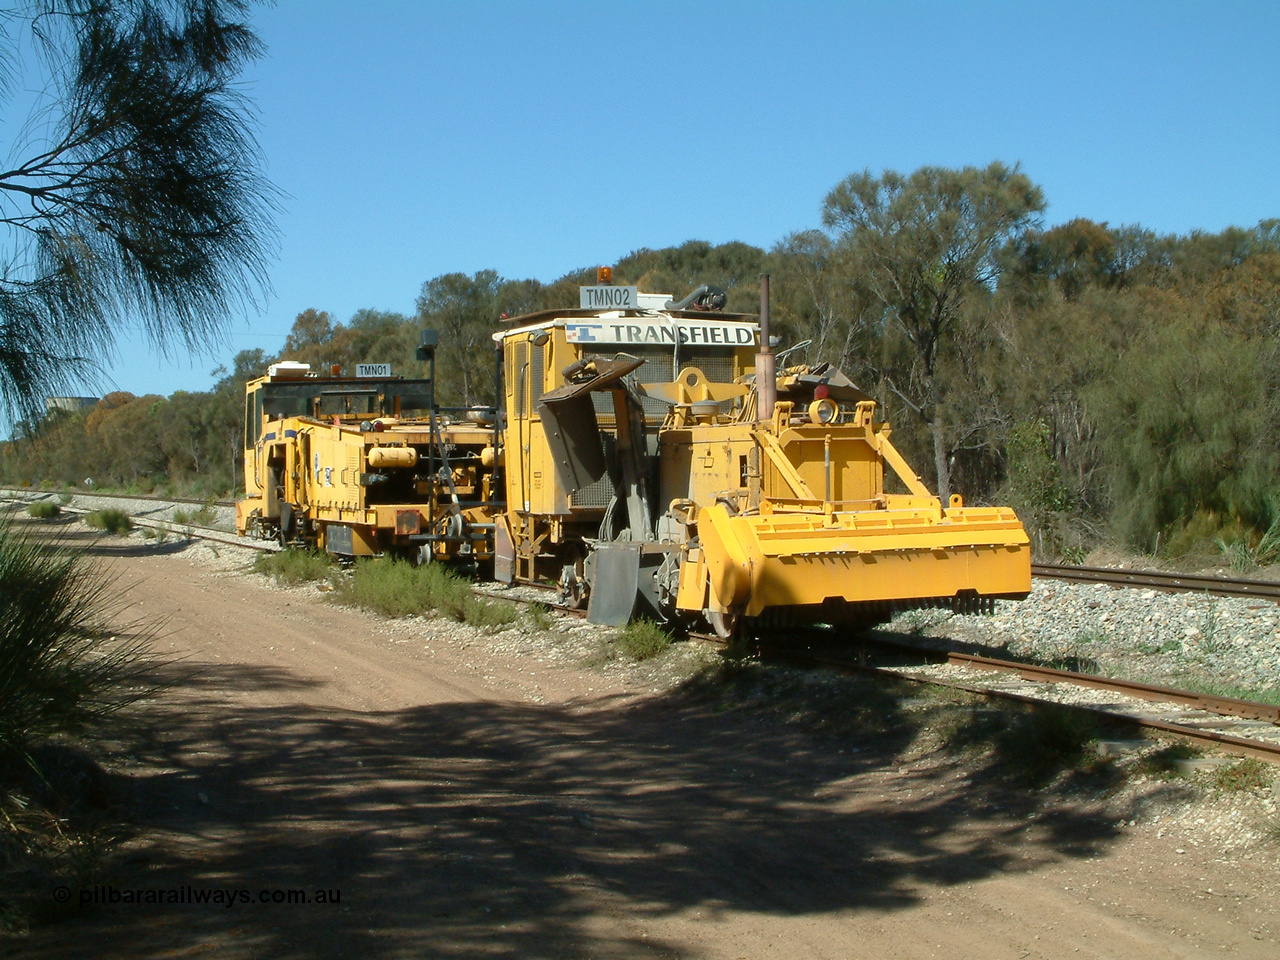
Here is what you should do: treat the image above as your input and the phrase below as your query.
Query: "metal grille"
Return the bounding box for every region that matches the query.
[530,343,544,406]
[682,347,736,384]
[569,433,616,508]
[510,341,527,419]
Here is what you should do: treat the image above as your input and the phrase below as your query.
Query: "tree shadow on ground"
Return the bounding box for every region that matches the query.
[15,656,1142,960]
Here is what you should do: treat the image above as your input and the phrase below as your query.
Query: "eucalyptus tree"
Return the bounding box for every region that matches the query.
[0,0,276,417]
[821,163,1044,500]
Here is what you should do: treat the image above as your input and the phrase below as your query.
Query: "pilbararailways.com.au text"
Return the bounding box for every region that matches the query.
[57,885,341,908]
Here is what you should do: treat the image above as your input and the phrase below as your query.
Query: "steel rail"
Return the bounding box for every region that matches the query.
[15,488,1279,760]
[1033,562,1280,602]
[1,493,279,553]
[776,644,1280,765]
[0,486,235,508]
[844,637,1280,724]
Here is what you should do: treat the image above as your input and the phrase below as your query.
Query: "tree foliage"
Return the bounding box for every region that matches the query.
[820,162,1046,499]
[0,0,275,417]
[4,176,1279,563]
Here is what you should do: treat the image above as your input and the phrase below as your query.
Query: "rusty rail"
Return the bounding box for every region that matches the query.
[1033,562,1280,603]
[779,641,1280,765]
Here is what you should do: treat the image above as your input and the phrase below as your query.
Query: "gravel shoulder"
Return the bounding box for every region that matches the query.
[9,522,1280,959]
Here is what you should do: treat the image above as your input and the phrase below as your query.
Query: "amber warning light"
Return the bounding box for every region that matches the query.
[596,266,613,284]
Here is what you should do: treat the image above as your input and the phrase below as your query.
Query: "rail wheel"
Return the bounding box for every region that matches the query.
[707,607,740,640]
[558,563,586,610]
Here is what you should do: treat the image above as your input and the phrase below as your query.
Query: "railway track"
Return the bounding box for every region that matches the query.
[771,636,1280,765]
[1033,561,1280,602]
[4,486,236,508]
[1,488,276,553]
[8,489,1280,601]
[8,488,1280,763]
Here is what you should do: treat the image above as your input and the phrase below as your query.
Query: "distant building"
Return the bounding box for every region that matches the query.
[45,396,99,415]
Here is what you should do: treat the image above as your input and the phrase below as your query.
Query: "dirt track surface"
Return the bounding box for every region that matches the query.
[16,537,1280,959]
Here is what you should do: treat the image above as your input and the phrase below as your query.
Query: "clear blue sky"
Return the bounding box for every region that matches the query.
[99,0,1280,399]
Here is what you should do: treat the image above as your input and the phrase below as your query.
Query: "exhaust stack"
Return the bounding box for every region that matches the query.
[756,273,776,421]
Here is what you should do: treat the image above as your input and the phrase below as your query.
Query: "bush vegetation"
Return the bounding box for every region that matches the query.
[84,509,133,535]
[172,502,218,527]
[4,189,1280,564]
[615,620,673,661]
[0,522,148,758]
[329,558,518,629]
[524,603,556,632]
[25,502,59,520]
[252,549,337,586]
[0,519,152,916]
[1210,758,1273,793]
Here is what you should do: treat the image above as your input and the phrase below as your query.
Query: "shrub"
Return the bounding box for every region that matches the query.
[26,502,60,520]
[335,559,517,628]
[993,703,1103,785]
[463,595,519,630]
[525,603,555,632]
[253,549,336,586]
[0,521,149,759]
[1211,758,1272,793]
[84,509,132,534]
[172,502,217,527]
[615,620,673,661]
[1138,742,1200,778]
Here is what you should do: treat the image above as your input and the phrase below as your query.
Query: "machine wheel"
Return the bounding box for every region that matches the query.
[559,564,586,610]
[707,607,740,640]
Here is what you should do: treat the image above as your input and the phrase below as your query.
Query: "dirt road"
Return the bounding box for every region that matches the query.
[16,537,1280,959]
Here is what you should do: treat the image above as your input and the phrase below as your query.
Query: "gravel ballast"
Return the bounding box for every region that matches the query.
[894,578,1280,700]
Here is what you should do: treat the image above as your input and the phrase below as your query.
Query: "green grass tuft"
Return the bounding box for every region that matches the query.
[525,603,555,632]
[615,619,673,661]
[26,502,60,520]
[0,518,152,933]
[1210,758,1273,793]
[1139,742,1201,778]
[463,595,519,630]
[84,509,132,534]
[172,502,217,527]
[253,549,336,586]
[335,559,517,628]
[993,704,1104,785]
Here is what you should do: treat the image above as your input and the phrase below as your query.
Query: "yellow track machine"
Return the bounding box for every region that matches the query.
[235,275,1029,635]
[495,277,1031,635]
[235,347,499,566]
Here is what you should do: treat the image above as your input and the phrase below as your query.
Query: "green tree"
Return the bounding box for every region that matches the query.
[0,0,275,417]
[613,240,766,313]
[766,230,883,378]
[821,163,1045,500]
[416,271,505,406]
